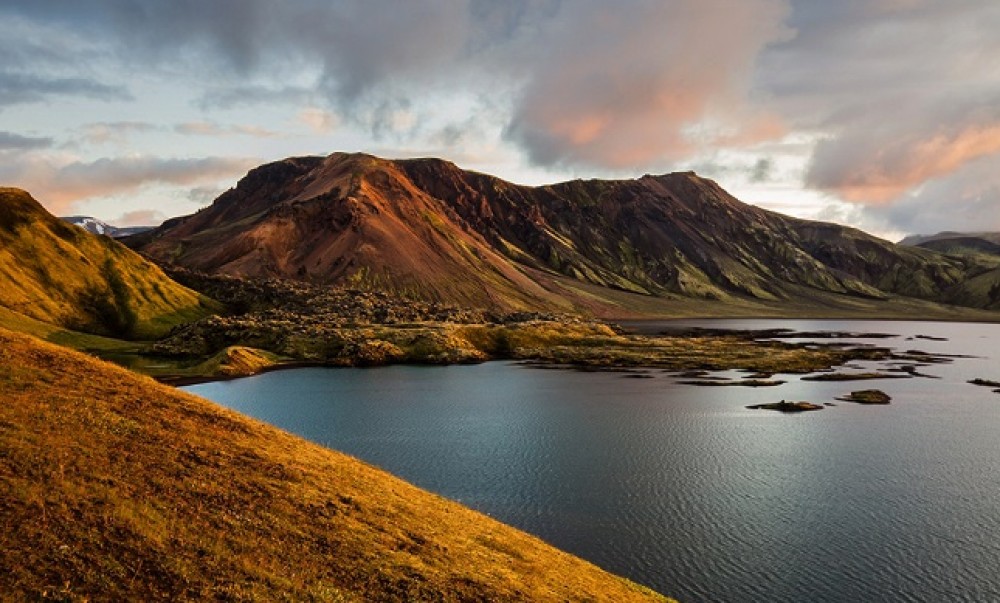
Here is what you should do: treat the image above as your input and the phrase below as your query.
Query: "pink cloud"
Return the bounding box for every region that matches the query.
[808,121,1000,204]
[0,154,257,214]
[505,0,792,170]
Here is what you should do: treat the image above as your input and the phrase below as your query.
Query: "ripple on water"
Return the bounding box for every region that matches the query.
[186,320,1000,603]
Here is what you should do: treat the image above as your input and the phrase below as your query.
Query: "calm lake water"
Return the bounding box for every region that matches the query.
[185,320,1000,602]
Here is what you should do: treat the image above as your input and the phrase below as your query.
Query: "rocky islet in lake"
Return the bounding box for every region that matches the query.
[746,400,825,412]
[836,389,892,405]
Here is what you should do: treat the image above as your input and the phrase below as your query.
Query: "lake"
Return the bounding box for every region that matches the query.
[184,319,1000,602]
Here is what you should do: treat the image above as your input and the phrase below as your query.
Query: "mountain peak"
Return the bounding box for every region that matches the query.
[127,152,995,314]
[0,187,48,229]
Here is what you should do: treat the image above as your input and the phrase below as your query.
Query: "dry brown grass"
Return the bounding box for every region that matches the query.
[0,327,672,602]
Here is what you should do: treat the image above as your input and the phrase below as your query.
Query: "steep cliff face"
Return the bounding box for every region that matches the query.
[129,152,993,312]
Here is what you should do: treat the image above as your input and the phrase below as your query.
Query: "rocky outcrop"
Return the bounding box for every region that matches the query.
[747,401,824,412]
[836,389,892,404]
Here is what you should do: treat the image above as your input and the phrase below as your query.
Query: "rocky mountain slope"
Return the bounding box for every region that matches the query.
[0,327,670,601]
[0,188,216,338]
[128,153,999,314]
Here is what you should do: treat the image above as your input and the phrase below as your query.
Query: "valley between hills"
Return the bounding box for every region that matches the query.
[3,153,1000,600]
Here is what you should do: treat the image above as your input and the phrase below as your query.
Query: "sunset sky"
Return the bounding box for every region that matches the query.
[1,0,998,240]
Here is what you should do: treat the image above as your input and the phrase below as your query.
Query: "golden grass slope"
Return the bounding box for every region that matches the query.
[0,187,217,338]
[0,327,672,602]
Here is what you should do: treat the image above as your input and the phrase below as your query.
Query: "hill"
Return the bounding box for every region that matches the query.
[895,233,1000,311]
[0,327,670,601]
[128,153,998,316]
[0,188,217,338]
[62,215,155,238]
[899,231,1000,248]
[900,232,1000,262]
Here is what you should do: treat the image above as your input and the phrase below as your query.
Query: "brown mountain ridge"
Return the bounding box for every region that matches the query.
[127,153,1000,315]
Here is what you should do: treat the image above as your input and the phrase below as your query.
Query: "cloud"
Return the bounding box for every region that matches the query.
[174,121,278,137]
[1,1,793,172]
[187,185,224,205]
[52,0,473,101]
[0,72,131,107]
[114,208,165,227]
[861,156,1000,236]
[0,153,257,213]
[807,111,1000,203]
[197,84,315,110]
[749,157,774,183]
[0,131,53,150]
[4,0,1000,235]
[296,108,339,134]
[503,0,792,170]
[760,1,1000,208]
[77,121,158,145]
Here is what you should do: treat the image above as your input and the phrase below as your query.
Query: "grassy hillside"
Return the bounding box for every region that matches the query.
[0,327,671,602]
[0,187,218,339]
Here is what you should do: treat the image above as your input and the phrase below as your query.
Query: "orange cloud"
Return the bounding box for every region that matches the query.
[810,123,1000,203]
[505,0,792,170]
[0,154,257,214]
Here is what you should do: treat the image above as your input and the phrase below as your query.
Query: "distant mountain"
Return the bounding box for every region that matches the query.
[900,232,1000,256]
[0,188,216,338]
[127,153,1000,314]
[62,215,154,238]
[899,231,1000,246]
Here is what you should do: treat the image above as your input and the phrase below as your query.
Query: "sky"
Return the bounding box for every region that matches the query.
[1,0,999,241]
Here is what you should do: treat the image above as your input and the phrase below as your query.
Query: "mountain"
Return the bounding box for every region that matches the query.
[0,187,216,338]
[0,327,669,601]
[62,215,155,238]
[897,232,1000,310]
[899,231,1000,247]
[900,231,1000,257]
[128,152,999,315]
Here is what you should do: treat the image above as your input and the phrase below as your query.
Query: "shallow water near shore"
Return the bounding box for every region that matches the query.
[185,319,1000,602]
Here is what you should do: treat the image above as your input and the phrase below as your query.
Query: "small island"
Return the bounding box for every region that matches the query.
[746,400,824,412]
[836,389,892,404]
[969,378,1000,388]
[802,372,910,382]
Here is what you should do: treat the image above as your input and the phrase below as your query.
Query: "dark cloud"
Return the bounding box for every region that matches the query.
[0,131,53,150]
[187,185,224,205]
[2,1,792,170]
[0,72,131,107]
[749,158,774,183]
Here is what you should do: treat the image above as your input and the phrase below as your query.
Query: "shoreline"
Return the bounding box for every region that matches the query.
[156,360,332,387]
